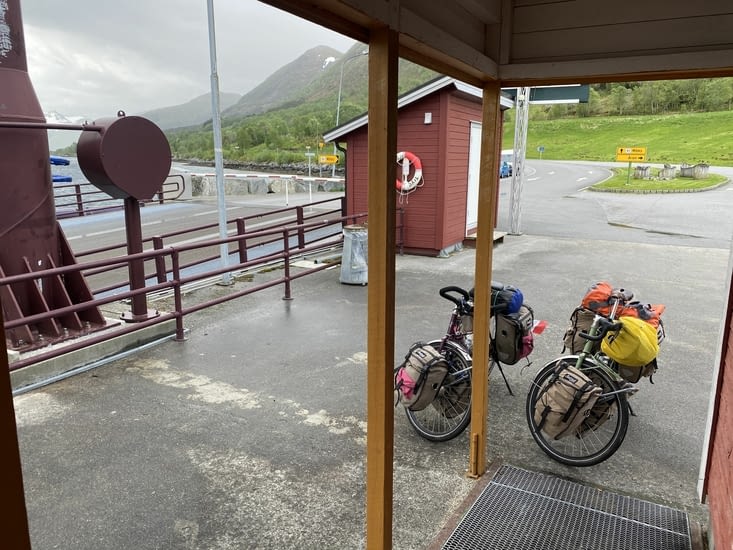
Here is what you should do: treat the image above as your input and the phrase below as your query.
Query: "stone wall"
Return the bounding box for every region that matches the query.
[190,175,345,197]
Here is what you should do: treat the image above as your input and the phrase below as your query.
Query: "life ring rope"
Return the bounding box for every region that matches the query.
[395,151,423,193]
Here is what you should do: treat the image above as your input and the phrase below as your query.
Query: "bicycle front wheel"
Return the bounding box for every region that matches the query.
[405,340,472,442]
[525,357,629,467]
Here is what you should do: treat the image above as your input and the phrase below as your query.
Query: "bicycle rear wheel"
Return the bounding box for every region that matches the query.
[405,340,472,442]
[525,357,629,466]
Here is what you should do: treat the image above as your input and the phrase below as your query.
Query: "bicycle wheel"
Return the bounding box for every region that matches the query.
[405,340,472,442]
[525,357,629,466]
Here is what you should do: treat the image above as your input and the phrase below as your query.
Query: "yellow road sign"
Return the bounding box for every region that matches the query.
[319,154,339,164]
[616,146,647,162]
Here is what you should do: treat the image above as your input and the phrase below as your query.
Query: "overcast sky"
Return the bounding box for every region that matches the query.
[20,0,356,119]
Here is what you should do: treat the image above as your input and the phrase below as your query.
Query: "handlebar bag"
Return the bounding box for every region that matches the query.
[394,342,448,411]
[601,316,659,367]
[534,364,602,440]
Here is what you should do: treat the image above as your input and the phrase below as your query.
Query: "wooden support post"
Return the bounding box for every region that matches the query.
[468,81,502,479]
[0,302,33,548]
[365,25,398,550]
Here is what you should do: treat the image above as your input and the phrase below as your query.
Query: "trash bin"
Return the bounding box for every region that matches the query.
[340,224,368,285]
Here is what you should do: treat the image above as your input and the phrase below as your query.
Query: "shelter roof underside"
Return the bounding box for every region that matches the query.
[262,0,733,85]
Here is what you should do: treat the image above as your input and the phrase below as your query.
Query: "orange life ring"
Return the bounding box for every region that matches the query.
[395,151,423,192]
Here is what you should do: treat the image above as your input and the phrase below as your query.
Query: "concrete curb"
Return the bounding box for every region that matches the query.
[10,317,176,393]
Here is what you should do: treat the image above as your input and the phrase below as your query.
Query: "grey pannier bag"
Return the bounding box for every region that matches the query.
[562,307,597,354]
[494,304,535,364]
[533,363,602,439]
[394,342,449,411]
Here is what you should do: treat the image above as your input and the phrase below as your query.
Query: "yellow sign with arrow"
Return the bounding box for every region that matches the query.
[616,147,647,162]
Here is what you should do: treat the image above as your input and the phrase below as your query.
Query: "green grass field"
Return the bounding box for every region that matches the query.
[504,110,733,167]
[591,168,728,191]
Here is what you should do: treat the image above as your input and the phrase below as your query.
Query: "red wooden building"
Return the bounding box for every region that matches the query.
[324,76,512,256]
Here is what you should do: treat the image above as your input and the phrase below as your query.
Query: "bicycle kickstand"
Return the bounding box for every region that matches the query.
[495,362,514,396]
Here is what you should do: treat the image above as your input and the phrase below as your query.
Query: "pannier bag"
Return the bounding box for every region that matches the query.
[533,364,602,440]
[394,342,449,411]
[494,304,534,365]
[562,307,597,354]
[601,316,659,367]
[617,358,658,384]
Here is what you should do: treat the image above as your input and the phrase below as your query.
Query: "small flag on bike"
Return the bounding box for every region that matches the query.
[532,320,548,334]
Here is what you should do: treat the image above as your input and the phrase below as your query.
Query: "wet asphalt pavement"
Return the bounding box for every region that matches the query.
[12,161,732,549]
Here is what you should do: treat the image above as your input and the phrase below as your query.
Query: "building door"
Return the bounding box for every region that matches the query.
[465,121,481,235]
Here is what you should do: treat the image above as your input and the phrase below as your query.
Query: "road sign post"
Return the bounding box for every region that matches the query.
[305,148,315,178]
[616,147,647,185]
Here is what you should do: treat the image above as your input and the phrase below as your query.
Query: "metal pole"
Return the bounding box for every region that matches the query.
[509,86,530,235]
[332,50,368,177]
[206,0,231,285]
[332,65,346,177]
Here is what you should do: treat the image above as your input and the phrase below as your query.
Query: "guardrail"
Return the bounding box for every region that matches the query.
[4,209,367,371]
[76,196,350,296]
[54,174,189,219]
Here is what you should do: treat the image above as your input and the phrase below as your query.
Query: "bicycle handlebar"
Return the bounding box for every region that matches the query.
[439,286,476,317]
[579,316,623,342]
[439,286,471,308]
[441,282,514,316]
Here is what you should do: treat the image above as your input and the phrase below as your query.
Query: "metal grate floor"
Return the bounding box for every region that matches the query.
[442,465,692,550]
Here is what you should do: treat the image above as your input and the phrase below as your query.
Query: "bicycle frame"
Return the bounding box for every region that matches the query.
[574,299,637,396]
[434,285,528,395]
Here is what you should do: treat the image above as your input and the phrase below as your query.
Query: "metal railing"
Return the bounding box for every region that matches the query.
[3,194,406,370]
[76,196,350,296]
[54,176,187,219]
[4,209,367,371]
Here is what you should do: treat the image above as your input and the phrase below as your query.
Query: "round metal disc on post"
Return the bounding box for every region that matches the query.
[77,113,172,200]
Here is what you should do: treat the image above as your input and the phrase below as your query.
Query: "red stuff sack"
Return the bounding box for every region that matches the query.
[580,281,614,315]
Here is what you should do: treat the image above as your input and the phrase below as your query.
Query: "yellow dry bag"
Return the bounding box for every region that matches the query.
[601,316,659,367]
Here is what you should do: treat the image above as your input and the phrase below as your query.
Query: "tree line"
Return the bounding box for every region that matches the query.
[53,78,733,165]
[526,78,733,120]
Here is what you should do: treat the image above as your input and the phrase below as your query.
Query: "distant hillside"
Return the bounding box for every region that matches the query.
[167,42,440,164]
[142,92,242,130]
[222,45,344,119]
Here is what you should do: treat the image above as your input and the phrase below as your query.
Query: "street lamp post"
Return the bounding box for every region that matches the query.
[332,49,368,177]
[206,0,231,285]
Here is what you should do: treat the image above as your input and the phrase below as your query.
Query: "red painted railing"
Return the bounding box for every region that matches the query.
[4,208,366,370]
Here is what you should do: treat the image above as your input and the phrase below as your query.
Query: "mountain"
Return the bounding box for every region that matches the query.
[220,42,438,127]
[164,42,440,164]
[45,111,88,151]
[141,92,242,130]
[221,45,344,119]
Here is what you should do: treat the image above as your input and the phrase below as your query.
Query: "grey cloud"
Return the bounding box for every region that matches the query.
[19,0,353,118]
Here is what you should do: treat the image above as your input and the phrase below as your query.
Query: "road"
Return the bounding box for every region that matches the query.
[58,192,346,292]
[60,192,345,255]
[497,160,733,249]
[59,161,733,254]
